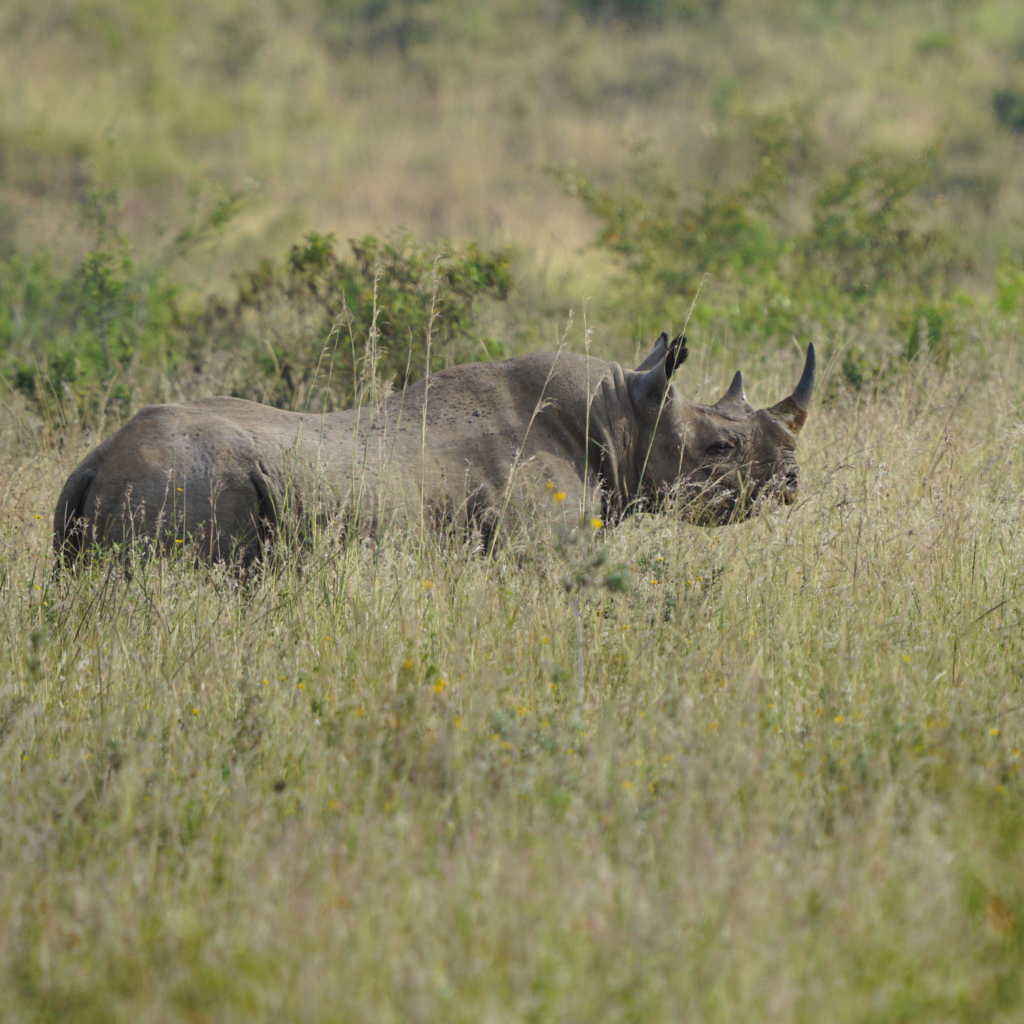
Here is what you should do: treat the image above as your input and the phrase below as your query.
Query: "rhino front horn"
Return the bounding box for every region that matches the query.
[767,342,815,435]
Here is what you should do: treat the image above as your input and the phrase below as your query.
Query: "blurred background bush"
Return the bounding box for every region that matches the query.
[2,0,1024,425]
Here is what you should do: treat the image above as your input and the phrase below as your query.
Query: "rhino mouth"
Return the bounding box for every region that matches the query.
[665,472,796,525]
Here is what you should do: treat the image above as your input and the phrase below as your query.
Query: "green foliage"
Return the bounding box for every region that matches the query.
[553,513,629,596]
[311,0,723,51]
[1,192,167,422]
[798,150,958,304]
[315,0,443,56]
[205,231,513,408]
[903,301,955,365]
[554,113,814,309]
[997,255,1024,314]
[555,116,963,366]
[993,88,1024,134]
[0,204,514,426]
[0,185,253,424]
[562,0,723,26]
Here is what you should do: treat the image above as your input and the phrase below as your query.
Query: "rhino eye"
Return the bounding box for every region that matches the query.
[706,441,735,457]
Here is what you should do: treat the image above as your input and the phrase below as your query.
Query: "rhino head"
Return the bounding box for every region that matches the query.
[624,332,815,523]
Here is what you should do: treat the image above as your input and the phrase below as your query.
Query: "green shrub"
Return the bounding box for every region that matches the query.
[552,114,815,336]
[0,197,514,426]
[797,150,959,306]
[997,256,1024,314]
[554,116,962,350]
[315,0,445,56]
[993,88,1024,134]
[193,231,513,409]
[903,301,955,365]
[555,113,808,290]
[561,0,723,26]
[0,185,252,425]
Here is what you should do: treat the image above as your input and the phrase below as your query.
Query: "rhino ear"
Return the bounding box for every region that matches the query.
[635,332,670,372]
[664,333,687,376]
[635,332,687,375]
[631,334,687,405]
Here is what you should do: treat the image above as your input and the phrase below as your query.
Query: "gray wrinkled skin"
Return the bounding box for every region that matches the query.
[53,334,814,566]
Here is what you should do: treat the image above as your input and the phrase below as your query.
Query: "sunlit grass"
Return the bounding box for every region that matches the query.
[4,0,1024,1015]
[2,328,1024,1020]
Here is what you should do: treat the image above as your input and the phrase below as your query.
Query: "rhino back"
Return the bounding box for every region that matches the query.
[54,351,629,560]
[359,354,606,514]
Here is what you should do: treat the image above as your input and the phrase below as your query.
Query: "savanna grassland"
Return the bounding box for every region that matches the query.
[4,1,1024,1021]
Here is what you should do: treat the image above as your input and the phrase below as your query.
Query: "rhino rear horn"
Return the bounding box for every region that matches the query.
[767,342,815,435]
[715,370,746,407]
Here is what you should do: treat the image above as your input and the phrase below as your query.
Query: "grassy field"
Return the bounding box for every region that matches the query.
[3,330,1024,1021]
[4,0,1024,1020]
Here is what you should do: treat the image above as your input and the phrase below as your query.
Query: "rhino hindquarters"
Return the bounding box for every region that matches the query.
[52,451,279,570]
[247,465,280,565]
[175,467,276,567]
[53,465,98,565]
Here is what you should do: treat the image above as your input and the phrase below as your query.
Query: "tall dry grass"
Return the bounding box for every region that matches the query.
[2,328,1024,1021]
